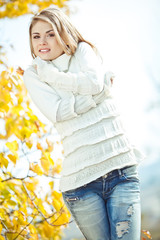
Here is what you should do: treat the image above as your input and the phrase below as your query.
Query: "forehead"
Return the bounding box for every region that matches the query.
[32,20,53,33]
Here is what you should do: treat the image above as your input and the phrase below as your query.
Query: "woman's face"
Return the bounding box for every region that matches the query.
[31,20,64,60]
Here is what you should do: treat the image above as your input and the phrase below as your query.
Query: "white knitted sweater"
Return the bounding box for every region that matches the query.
[23,42,144,192]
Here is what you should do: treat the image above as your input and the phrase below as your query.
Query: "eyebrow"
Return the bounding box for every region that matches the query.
[32,29,54,35]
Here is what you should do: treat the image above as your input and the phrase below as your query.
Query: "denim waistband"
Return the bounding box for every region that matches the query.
[100,165,136,179]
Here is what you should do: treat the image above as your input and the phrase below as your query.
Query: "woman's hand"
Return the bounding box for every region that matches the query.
[104,71,115,87]
[32,57,58,82]
[32,57,45,73]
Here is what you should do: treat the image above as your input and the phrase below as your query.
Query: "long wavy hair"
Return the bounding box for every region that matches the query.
[29,7,97,58]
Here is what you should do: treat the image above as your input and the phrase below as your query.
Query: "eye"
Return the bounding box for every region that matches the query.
[48,33,55,37]
[33,35,40,39]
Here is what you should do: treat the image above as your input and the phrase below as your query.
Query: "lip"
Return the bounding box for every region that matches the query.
[39,48,50,53]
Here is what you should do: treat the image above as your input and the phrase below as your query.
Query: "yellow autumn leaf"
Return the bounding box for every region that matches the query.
[0,153,9,168]
[49,181,54,190]
[3,92,11,103]
[44,151,54,166]
[46,138,54,151]
[52,199,62,212]
[0,223,2,233]
[14,128,23,140]
[13,210,19,217]
[55,163,62,174]
[53,236,62,240]
[11,105,24,116]
[52,191,62,200]
[30,163,43,175]
[0,1,70,238]
[20,126,32,138]
[61,211,71,223]
[27,109,38,121]
[25,139,33,149]
[18,94,24,104]
[6,140,18,153]
[40,157,50,174]
[29,233,39,240]
[0,208,6,220]
[0,102,9,113]
[16,66,24,76]
[18,214,28,226]
[25,182,34,192]
[142,230,152,239]
[0,235,5,240]
[7,153,18,165]
[42,221,56,238]
[8,67,14,73]
[36,142,43,150]
[53,212,70,226]
[29,224,37,234]
[7,199,17,207]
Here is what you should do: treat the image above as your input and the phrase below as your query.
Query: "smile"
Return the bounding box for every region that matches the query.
[39,49,50,53]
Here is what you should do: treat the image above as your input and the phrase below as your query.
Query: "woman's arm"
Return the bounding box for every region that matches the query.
[33,42,104,96]
[23,66,98,123]
[24,64,114,123]
[23,66,76,123]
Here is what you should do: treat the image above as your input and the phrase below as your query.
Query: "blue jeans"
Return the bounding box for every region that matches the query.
[62,165,141,240]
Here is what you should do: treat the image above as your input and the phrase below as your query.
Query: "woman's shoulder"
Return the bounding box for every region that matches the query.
[75,41,95,57]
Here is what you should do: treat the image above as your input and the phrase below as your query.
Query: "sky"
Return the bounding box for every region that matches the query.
[1,3,160,238]
[0,0,160,166]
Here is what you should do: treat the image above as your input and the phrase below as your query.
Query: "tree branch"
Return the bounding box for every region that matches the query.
[22,181,71,227]
[12,213,37,240]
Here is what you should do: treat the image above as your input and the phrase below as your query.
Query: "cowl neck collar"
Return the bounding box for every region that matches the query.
[52,53,71,71]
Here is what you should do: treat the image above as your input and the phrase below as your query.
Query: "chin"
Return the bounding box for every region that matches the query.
[39,56,52,61]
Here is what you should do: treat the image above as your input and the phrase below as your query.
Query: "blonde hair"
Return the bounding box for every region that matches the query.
[29,7,97,58]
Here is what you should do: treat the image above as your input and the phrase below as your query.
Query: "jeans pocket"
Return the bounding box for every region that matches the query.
[121,165,140,182]
[65,196,80,203]
[62,189,82,205]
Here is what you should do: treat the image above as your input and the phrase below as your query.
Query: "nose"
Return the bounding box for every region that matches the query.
[40,36,47,45]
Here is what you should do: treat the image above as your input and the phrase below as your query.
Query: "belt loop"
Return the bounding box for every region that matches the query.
[118,169,122,176]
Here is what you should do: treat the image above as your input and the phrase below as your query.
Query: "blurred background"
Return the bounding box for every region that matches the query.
[0,0,160,239]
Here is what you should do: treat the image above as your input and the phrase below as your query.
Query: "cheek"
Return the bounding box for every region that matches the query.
[52,39,62,51]
[32,43,39,57]
[32,40,38,51]
[56,43,63,54]
[32,39,39,50]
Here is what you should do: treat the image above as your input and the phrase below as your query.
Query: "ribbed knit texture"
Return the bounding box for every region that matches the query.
[23,42,144,192]
[56,98,144,192]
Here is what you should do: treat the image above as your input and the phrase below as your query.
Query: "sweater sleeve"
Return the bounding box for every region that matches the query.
[33,42,104,95]
[23,66,97,123]
[93,71,115,103]
[23,66,77,123]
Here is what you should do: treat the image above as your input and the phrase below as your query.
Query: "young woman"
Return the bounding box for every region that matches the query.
[23,7,144,240]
